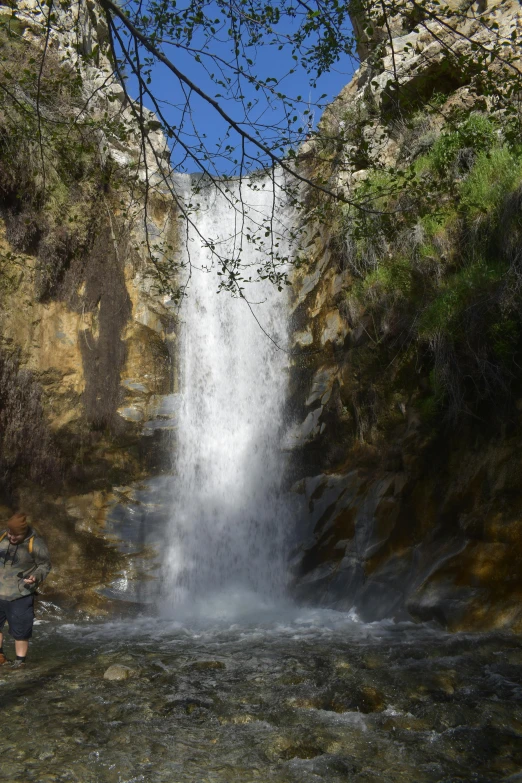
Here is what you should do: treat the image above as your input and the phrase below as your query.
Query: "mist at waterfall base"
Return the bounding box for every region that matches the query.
[159,172,300,622]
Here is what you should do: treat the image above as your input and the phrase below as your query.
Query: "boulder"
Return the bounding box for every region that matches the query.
[103,664,138,681]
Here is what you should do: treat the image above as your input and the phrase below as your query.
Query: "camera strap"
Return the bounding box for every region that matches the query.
[0,532,35,553]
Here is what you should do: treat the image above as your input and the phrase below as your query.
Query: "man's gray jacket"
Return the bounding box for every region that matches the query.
[0,528,52,601]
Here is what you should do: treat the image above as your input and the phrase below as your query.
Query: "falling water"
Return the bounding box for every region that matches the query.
[163,171,296,613]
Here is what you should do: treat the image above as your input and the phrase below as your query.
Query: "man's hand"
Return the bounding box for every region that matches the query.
[23,576,36,585]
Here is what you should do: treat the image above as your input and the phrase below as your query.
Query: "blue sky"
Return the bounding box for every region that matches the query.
[123,11,356,175]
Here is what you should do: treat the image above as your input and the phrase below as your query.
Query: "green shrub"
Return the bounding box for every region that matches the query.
[429,113,498,175]
[354,168,400,208]
[489,318,520,361]
[430,131,462,174]
[418,257,505,339]
[456,113,498,152]
[360,257,413,300]
[420,213,449,237]
[416,210,458,260]
[459,146,522,217]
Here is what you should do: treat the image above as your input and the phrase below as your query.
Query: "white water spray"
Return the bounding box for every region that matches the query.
[163,172,295,613]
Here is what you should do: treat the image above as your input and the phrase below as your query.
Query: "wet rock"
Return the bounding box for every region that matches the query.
[298,753,359,776]
[103,664,138,681]
[320,310,347,346]
[278,673,307,685]
[189,660,226,670]
[287,0,522,634]
[305,367,338,407]
[266,735,324,761]
[164,695,214,714]
[325,683,385,714]
[293,328,313,347]
[286,696,323,710]
[116,404,145,423]
[361,654,384,670]
[284,407,323,447]
[356,685,386,713]
[218,713,256,725]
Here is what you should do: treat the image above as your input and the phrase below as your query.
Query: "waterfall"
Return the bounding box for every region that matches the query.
[163,171,295,614]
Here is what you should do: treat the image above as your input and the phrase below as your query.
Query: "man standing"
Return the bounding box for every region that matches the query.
[0,512,51,667]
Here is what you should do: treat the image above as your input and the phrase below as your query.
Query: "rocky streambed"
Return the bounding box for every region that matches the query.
[0,609,521,783]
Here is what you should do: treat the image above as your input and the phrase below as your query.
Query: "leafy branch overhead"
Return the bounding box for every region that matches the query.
[0,0,521,307]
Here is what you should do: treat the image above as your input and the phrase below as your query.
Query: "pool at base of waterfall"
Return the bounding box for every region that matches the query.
[1,608,521,783]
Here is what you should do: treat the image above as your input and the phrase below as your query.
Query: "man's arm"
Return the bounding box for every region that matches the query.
[27,537,52,587]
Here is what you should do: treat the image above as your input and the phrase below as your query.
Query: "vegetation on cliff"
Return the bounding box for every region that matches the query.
[287,2,522,629]
[1,0,516,304]
[337,109,522,423]
[291,0,522,435]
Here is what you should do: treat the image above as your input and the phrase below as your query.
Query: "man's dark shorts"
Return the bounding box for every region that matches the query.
[0,595,34,640]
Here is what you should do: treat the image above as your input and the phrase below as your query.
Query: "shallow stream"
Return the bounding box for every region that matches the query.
[1,606,521,783]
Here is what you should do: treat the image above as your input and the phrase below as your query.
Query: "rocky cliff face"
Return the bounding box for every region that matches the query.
[0,0,179,613]
[288,0,522,631]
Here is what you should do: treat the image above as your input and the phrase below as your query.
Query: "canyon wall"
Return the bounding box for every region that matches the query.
[288,0,522,631]
[2,0,522,631]
[0,0,178,613]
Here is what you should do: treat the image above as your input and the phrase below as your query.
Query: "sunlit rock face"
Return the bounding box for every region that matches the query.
[0,0,177,612]
[288,0,522,631]
[0,210,177,612]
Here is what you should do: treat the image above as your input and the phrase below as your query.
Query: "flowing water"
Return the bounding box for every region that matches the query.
[162,172,296,608]
[1,611,522,782]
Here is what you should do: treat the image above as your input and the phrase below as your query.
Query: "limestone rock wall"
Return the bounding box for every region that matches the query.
[288,0,522,631]
[0,0,178,613]
[0,208,177,613]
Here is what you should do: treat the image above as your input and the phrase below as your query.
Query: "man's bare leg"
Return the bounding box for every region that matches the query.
[0,631,7,664]
[0,633,26,663]
[14,639,28,658]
